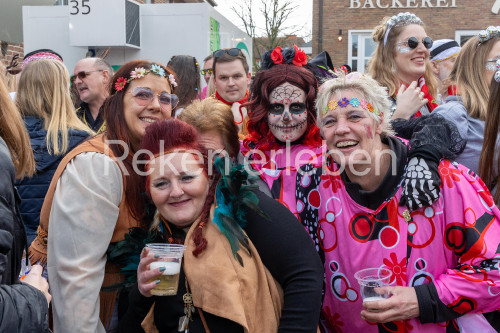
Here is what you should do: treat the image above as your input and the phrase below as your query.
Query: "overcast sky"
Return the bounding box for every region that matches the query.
[213,0,312,41]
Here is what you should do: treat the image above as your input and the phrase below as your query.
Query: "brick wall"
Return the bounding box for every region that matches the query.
[313,0,500,68]
[1,41,24,68]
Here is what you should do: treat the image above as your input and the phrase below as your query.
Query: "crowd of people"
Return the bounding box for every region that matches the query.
[0,11,499,333]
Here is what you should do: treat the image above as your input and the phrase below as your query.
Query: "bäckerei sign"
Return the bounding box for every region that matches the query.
[349,0,457,8]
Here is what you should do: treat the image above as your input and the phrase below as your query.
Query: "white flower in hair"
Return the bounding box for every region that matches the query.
[168,74,178,87]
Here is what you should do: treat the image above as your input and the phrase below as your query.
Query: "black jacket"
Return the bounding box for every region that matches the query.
[0,137,49,332]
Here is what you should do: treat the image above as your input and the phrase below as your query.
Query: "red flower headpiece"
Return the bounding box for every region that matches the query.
[261,44,308,70]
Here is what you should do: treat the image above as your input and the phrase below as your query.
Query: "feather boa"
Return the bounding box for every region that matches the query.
[212,157,269,266]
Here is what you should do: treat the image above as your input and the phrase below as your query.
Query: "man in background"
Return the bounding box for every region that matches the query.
[429,39,461,104]
[72,57,113,133]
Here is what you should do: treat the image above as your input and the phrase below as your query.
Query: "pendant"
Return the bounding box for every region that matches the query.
[403,209,412,223]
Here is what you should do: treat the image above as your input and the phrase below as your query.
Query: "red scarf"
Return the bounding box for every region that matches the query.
[215,90,249,106]
[393,77,438,118]
[447,85,458,96]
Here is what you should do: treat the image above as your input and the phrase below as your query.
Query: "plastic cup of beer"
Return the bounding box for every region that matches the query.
[354,267,392,305]
[146,243,186,296]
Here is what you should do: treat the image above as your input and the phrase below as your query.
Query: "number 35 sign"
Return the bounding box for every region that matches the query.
[70,0,91,15]
[69,0,137,47]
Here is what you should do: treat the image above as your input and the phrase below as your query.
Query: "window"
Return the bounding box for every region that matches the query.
[348,30,376,73]
[455,30,480,46]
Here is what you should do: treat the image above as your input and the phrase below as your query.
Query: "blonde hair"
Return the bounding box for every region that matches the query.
[207,74,216,97]
[178,98,240,158]
[367,16,437,98]
[0,63,35,179]
[448,35,500,121]
[16,59,93,155]
[315,73,394,136]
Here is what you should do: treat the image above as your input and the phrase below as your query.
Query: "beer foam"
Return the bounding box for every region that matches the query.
[150,261,181,275]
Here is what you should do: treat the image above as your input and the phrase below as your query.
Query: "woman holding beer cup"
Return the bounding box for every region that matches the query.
[315,73,500,332]
[119,119,323,332]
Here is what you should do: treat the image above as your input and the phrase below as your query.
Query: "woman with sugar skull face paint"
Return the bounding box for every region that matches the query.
[241,45,327,260]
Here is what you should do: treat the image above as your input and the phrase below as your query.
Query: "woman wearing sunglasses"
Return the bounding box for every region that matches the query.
[406,27,500,205]
[369,12,438,120]
[30,60,178,332]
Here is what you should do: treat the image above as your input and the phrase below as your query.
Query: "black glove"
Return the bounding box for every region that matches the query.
[400,156,441,211]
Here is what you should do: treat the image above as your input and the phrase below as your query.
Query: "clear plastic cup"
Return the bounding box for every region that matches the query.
[354,267,392,303]
[146,243,186,296]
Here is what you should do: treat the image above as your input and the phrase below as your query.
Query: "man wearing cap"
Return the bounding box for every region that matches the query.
[72,58,113,133]
[211,48,251,137]
[429,39,461,104]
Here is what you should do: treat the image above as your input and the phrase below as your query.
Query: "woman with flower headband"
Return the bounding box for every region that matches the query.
[29,60,179,332]
[368,12,438,120]
[118,118,323,332]
[316,72,500,332]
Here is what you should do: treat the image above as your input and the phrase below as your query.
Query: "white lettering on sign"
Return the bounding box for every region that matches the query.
[349,0,457,8]
[363,0,376,8]
[493,0,500,14]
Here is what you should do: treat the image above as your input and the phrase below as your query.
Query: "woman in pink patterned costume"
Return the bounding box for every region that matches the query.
[315,72,500,332]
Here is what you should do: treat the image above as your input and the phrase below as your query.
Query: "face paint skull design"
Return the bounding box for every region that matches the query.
[268,83,308,142]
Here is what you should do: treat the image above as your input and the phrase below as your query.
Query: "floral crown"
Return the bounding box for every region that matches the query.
[324,97,380,116]
[260,45,307,70]
[384,12,423,46]
[478,26,500,44]
[114,64,178,92]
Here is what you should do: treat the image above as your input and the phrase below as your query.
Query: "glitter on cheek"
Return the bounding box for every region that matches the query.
[398,45,410,54]
[365,125,373,139]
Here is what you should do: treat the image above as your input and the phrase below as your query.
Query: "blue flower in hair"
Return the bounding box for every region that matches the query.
[150,64,165,77]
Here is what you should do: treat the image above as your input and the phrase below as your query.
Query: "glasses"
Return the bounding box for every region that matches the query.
[200,68,213,76]
[486,58,500,71]
[399,36,433,50]
[213,48,242,58]
[70,70,104,82]
[130,87,179,110]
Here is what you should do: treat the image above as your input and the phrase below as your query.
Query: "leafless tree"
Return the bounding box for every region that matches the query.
[231,0,303,71]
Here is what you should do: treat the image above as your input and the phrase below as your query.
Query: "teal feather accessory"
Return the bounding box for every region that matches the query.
[212,157,269,266]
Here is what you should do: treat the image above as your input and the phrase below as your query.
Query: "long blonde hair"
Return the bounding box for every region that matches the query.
[16,59,93,155]
[0,63,35,179]
[448,35,500,121]
[368,16,437,98]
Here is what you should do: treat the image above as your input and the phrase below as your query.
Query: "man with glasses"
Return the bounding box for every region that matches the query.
[72,58,113,133]
[199,54,214,99]
[210,48,251,136]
